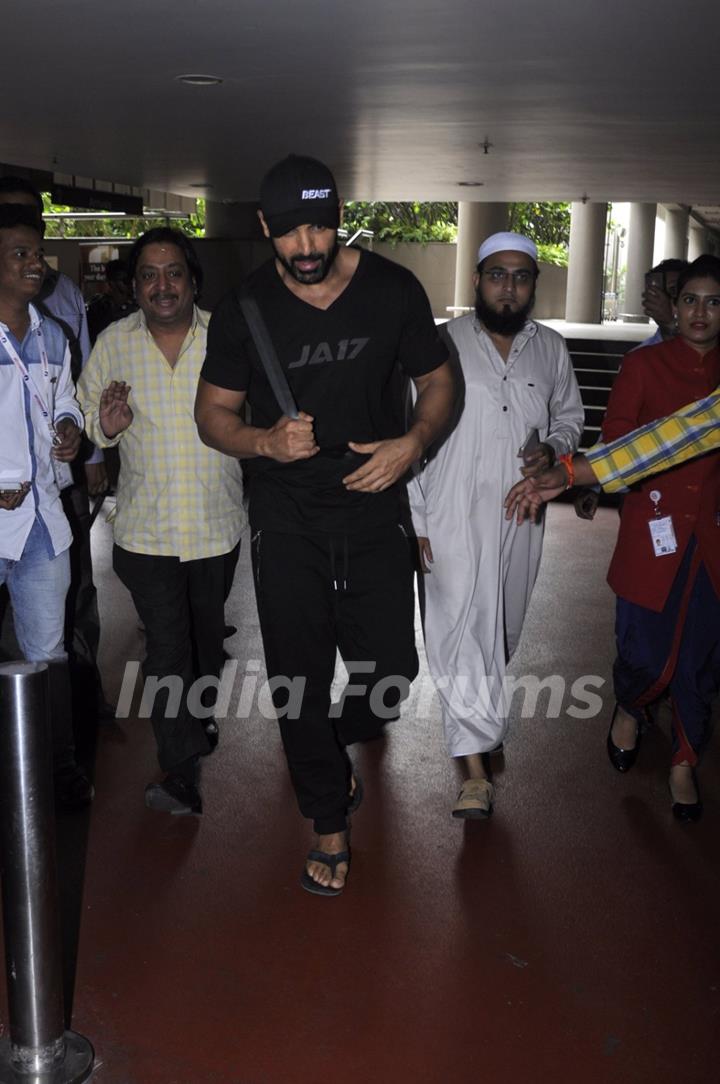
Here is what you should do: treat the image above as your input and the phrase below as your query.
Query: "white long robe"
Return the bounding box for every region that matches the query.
[409,314,584,756]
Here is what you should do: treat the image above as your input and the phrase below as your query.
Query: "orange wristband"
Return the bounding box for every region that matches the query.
[558,453,575,489]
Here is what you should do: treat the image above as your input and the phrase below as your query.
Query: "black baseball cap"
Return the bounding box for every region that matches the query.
[259,154,340,237]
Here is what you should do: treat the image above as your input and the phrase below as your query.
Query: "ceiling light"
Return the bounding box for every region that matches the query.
[175,74,223,86]
[457,181,484,187]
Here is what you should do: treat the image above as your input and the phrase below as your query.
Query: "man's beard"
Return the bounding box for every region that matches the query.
[475,291,535,335]
[273,240,339,285]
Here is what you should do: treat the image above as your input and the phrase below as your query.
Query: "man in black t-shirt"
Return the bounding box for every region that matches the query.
[196,154,454,896]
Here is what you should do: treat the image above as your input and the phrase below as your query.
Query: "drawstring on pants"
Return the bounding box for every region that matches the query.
[329,535,349,592]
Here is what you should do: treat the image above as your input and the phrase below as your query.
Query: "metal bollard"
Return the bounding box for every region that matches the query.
[0,662,94,1084]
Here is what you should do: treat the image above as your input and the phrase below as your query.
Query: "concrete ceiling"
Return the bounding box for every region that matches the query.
[4,0,720,207]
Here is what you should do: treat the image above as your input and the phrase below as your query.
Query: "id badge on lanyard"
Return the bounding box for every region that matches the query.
[0,324,74,490]
[647,489,677,557]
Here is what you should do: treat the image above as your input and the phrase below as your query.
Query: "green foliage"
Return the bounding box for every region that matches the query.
[341,200,571,260]
[508,202,570,254]
[40,194,205,238]
[343,201,458,244]
[535,242,568,267]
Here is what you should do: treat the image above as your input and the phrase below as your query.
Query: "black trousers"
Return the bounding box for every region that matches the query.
[251,527,418,834]
[113,543,240,772]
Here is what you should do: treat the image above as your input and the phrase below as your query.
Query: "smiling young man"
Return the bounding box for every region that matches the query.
[408,231,584,818]
[78,229,245,814]
[0,176,110,719]
[195,154,454,895]
[0,204,92,810]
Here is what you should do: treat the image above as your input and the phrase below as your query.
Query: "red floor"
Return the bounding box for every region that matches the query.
[2,504,719,1083]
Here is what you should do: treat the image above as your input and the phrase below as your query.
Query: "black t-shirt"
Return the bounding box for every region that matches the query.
[202,248,447,534]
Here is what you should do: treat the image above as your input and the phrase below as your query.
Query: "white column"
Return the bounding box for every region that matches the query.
[623,203,656,320]
[564,201,608,324]
[663,206,689,260]
[687,221,710,261]
[453,202,509,309]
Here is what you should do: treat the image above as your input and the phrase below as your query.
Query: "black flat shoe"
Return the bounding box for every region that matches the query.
[145,774,202,815]
[606,706,640,773]
[670,772,703,823]
[672,799,703,823]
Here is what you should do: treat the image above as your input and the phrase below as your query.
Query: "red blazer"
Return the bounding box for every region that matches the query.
[602,338,720,611]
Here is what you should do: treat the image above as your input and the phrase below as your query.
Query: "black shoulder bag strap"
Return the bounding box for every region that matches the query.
[237,290,363,462]
[238,291,299,420]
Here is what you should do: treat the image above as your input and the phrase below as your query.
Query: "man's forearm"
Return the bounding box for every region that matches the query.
[197,404,270,459]
[408,365,454,456]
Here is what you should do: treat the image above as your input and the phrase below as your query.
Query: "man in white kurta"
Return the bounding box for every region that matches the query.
[409,232,584,817]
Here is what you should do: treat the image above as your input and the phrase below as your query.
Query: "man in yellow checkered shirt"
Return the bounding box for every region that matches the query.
[504,388,720,520]
[79,229,245,815]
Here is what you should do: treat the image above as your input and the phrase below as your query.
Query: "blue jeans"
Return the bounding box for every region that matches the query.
[0,517,70,662]
[0,517,75,766]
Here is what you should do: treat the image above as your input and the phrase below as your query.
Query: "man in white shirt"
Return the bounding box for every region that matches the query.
[409,232,584,818]
[0,204,92,810]
[0,176,109,716]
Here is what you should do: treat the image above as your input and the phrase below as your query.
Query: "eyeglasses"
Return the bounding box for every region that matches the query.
[481,269,534,286]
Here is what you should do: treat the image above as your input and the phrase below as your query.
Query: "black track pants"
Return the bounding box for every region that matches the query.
[251,527,418,833]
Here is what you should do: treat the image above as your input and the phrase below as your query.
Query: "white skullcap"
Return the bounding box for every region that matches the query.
[477,231,538,265]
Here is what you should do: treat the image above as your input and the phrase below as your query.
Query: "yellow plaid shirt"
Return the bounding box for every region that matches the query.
[586,389,720,493]
[79,307,245,561]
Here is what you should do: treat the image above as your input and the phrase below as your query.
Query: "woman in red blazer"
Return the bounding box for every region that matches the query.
[603,255,720,822]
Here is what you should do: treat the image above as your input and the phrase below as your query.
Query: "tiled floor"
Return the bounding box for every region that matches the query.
[2,503,719,1084]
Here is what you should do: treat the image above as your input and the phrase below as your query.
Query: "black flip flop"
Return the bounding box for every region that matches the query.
[300,848,351,896]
